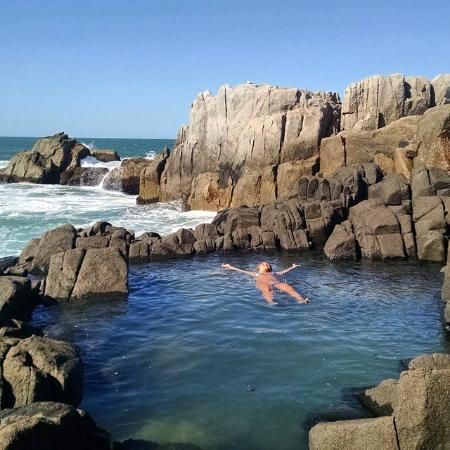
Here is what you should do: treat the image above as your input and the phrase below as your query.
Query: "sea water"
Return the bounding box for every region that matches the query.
[0,137,216,257]
[32,252,449,450]
[2,136,449,449]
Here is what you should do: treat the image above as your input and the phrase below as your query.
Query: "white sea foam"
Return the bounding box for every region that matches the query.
[0,160,9,169]
[0,182,216,257]
[80,155,121,171]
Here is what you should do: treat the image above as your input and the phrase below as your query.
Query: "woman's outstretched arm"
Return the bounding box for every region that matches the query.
[276,263,300,275]
[222,263,256,276]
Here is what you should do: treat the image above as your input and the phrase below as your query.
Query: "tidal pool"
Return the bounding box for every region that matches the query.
[32,252,450,450]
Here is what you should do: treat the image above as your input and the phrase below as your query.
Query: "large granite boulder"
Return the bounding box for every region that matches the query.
[0,402,110,450]
[137,149,170,204]
[323,220,358,260]
[121,158,155,195]
[320,115,420,176]
[395,366,450,449]
[309,416,399,450]
[341,74,432,131]
[0,318,42,339]
[0,276,36,321]
[92,149,120,162]
[360,379,398,416]
[0,335,82,408]
[45,247,128,302]
[414,105,450,171]
[29,224,77,273]
[160,83,340,206]
[432,74,450,106]
[0,133,90,184]
[60,166,108,186]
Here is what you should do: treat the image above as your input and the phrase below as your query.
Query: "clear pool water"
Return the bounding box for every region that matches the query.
[32,252,449,450]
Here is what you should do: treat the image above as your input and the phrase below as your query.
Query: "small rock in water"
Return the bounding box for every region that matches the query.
[247,385,256,392]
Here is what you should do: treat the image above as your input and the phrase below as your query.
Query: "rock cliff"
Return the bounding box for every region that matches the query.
[157,83,341,208]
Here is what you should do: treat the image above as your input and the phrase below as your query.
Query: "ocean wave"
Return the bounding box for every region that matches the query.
[0,182,216,257]
[0,160,9,169]
[80,155,121,170]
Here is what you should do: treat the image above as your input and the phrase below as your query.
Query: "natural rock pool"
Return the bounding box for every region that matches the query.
[32,252,450,450]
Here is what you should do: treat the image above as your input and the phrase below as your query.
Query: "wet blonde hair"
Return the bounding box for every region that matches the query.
[257,262,273,273]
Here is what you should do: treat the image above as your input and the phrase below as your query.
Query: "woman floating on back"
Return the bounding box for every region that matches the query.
[222,261,310,305]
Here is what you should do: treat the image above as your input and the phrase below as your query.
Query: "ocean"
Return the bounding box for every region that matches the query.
[0,136,215,257]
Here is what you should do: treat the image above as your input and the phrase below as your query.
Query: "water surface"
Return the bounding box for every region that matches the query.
[32,252,449,450]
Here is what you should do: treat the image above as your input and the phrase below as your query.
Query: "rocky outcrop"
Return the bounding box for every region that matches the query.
[320,115,420,177]
[341,74,432,131]
[0,133,90,184]
[309,353,450,450]
[156,83,340,209]
[0,402,111,450]
[414,105,450,171]
[60,166,109,186]
[137,148,170,204]
[92,149,120,162]
[0,276,36,321]
[0,335,83,408]
[432,74,450,106]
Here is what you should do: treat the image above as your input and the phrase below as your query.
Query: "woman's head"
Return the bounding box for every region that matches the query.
[257,261,272,273]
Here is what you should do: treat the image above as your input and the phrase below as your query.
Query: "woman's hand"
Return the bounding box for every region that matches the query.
[291,263,300,268]
[222,263,232,269]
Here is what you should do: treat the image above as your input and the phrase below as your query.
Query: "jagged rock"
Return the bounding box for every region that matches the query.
[360,379,398,416]
[395,367,450,449]
[276,158,319,201]
[432,74,450,105]
[102,167,123,191]
[121,158,154,195]
[45,247,128,302]
[0,402,110,450]
[76,235,110,249]
[349,199,405,259]
[408,353,450,370]
[1,336,83,408]
[186,172,234,211]
[229,165,277,207]
[0,318,42,339]
[212,206,260,235]
[92,149,120,162]
[30,224,77,273]
[60,167,108,186]
[0,277,36,321]
[309,416,399,450]
[324,221,358,260]
[415,105,450,171]
[0,133,90,184]
[416,231,446,262]
[160,84,340,205]
[368,174,410,205]
[393,148,413,179]
[0,257,18,273]
[341,74,432,131]
[322,116,421,176]
[137,149,170,204]
[18,238,40,268]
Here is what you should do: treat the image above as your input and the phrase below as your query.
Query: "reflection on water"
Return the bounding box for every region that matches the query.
[32,252,449,450]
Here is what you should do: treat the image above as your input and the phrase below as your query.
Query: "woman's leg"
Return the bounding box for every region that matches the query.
[257,285,275,304]
[274,282,309,303]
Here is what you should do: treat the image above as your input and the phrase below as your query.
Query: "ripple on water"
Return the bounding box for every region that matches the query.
[31,252,450,450]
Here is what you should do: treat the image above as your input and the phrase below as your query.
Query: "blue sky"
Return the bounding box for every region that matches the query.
[0,0,449,138]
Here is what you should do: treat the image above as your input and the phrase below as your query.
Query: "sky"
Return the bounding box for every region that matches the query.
[0,0,449,138]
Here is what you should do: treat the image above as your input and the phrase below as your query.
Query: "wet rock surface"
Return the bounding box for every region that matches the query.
[310,352,450,450]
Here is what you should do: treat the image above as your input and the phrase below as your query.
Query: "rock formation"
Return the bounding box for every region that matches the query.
[0,133,90,184]
[309,353,450,450]
[341,74,432,131]
[158,83,341,208]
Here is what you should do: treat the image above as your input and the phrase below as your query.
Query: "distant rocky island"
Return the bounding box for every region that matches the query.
[1,73,450,449]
